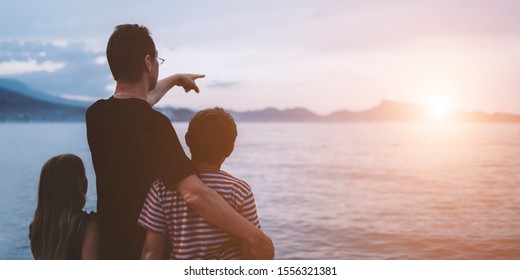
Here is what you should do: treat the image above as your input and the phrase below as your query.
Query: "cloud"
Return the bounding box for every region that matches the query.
[94,55,107,65]
[0,59,65,75]
[0,39,113,98]
[206,80,242,89]
[50,40,69,48]
[104,83,115,93]
[59,93,98,102]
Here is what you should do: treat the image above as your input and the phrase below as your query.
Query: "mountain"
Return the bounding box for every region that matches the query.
[325,109,357,121]
[1,79,520,122]
[230,107,322,122]
[0,84,87,122]
[488,112,520,122]
[0,78,90,108]
[451,111,520,122]
[325,100,430,122]
[325,100,520,122]
[156,107,322,122]
[155,107,196,122]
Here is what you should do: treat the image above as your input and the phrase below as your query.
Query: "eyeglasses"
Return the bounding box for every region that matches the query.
[156,56,165,65]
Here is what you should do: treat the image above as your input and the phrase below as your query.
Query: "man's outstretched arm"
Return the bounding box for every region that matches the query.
[177,175,275,260]
[147,74,205,106]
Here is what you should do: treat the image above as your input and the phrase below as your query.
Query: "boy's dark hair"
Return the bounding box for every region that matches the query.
[106,24,156,82]
[185,107,237,165]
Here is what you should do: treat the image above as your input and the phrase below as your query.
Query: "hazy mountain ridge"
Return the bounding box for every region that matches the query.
[1,79,520,122]
[326,100,520,122]
[0,78,90,108]
[0,86,87,122]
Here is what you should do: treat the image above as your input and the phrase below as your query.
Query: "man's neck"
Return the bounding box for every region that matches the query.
[113,80,148,101]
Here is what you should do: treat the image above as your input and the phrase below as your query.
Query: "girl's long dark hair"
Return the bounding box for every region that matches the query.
[30,154,88,260]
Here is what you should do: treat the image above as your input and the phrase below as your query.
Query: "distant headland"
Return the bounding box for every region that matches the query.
[1,78,519,123]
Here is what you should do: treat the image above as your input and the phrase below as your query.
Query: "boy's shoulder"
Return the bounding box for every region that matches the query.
[199,170,252,193]
[150,178,168,194]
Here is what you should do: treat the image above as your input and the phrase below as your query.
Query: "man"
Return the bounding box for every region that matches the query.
[86,24,273,259]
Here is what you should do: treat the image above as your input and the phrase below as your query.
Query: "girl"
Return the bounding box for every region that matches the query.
[29,154,98,259]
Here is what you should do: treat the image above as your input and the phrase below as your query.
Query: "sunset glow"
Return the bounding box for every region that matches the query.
[1,1,519,115]
[428,99,452,120]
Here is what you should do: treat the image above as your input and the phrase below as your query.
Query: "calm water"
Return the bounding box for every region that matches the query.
[1,122,519,259]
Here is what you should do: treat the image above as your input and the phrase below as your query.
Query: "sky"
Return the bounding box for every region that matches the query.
[1,0,520,114]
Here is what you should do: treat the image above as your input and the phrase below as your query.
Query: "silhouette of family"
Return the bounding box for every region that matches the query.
[29,24,274,260]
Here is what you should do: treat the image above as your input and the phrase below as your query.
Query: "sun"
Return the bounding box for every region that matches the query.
[419,85,458,121]
[428,99,452,120]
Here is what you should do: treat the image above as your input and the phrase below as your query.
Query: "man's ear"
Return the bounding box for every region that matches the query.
[144,55,153,73]
[185,132,192,148]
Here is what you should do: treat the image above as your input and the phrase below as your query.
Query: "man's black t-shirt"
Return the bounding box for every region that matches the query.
[86,97,196,259]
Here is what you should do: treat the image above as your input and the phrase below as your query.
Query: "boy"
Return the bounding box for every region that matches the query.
[138,107,261,259]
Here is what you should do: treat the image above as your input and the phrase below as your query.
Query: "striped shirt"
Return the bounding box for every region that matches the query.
[138,170,260,259]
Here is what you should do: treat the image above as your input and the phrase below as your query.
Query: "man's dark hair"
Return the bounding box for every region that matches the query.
[185,107,238,165]
[106,24,156,82]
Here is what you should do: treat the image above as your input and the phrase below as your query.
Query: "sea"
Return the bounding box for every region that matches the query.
[0,122,519,260]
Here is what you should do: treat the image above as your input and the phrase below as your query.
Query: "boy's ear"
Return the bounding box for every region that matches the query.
[225,144,235,158]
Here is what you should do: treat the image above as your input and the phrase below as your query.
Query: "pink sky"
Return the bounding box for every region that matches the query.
[1,0,519,114]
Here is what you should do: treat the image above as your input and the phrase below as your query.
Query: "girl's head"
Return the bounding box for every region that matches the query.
[30,154,88,259]
[37,154,87,213]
